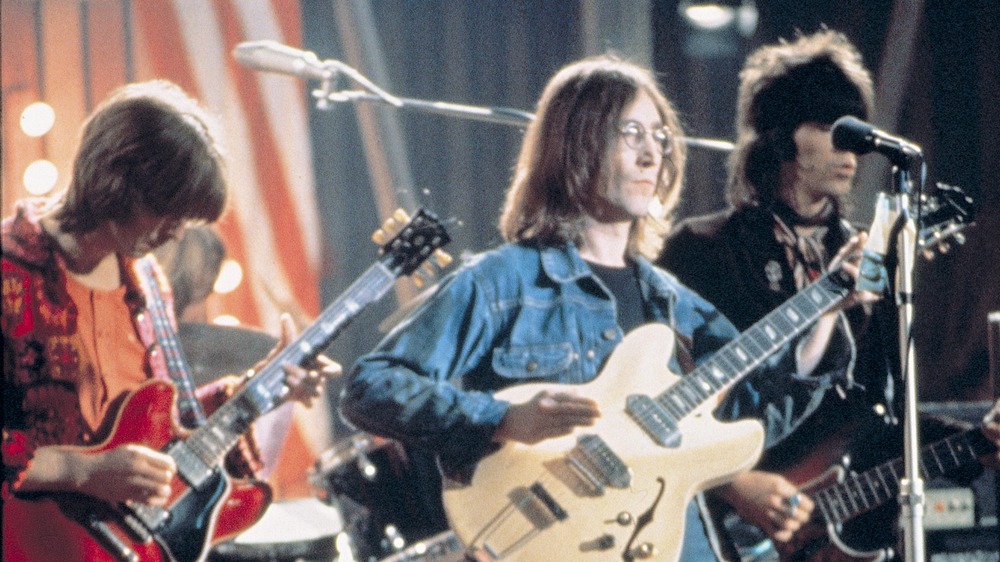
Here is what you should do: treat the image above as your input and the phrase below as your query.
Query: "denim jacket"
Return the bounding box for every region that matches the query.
[341,241,833,480]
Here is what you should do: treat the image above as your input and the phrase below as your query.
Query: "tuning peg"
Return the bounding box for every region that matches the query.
[393,208,411,224]
[954,232,966,245]
[411,273,427,289]
[433,249,453,268]
[922,248,937,261]
[372,216,400,244]
[418,260,441,278]
[937,241,951,254]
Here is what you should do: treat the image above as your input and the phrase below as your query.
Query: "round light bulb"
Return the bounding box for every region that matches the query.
[213,259,244,294]
[21,102,56,137]
[23,160,59,194]
[211,314,241,326]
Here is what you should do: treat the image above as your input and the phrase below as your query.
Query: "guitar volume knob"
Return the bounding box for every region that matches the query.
[630,542,656,559]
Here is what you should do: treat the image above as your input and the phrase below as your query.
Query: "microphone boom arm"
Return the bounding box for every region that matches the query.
[233,40,734,152]
[306,54,734,151]
[320,89,535,127]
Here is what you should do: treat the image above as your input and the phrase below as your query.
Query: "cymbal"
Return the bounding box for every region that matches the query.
[177,322,278,385]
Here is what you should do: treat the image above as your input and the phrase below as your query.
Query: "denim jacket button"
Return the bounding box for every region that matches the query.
[525,361,538,372]
[602,328,617,341]
[586,349,596,360]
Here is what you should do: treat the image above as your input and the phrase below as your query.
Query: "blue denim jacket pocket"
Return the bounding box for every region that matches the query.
[492,341,577,380]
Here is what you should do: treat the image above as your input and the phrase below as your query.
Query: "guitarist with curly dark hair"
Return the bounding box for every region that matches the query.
[658,28,1000,561]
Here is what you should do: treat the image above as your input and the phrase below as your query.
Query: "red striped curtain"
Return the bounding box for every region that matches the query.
[2,0,321,332]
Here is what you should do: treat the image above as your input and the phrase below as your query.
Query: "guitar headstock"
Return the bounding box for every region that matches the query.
[916,182,975,259]
[372,208,452,286]
[856,183,976,292]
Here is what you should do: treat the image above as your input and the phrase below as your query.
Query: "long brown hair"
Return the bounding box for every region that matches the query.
[499,55,686,259]
[56,80,228,234]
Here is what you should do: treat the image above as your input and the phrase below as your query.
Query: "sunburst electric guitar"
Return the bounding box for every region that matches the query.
[768,408,998,562]
[442,186,974,562]
[2,209,450,562]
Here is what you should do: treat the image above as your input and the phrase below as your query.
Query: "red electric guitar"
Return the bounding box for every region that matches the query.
[2,209,450,562]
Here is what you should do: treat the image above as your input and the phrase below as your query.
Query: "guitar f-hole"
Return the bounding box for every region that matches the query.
[621,477,665,562]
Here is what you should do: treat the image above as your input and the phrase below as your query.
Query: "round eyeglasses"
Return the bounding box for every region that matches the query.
[618,121,674,156]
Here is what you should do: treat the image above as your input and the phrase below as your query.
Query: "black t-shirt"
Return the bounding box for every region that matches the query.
[586,260,646,333]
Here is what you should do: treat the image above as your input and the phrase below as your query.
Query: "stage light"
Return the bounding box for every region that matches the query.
[23,159,58,194]
[213,259,244,294]
[211,314,241,326]
[679,0,758,35]
[20,102,55,137]
[681,2,736,30]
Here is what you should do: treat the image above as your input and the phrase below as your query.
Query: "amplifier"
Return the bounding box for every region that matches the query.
[920,401,999,560]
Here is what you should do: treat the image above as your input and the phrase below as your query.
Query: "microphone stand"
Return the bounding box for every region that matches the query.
[891,158,926,562]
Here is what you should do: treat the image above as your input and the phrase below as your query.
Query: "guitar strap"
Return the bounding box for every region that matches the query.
[136,256,207,429]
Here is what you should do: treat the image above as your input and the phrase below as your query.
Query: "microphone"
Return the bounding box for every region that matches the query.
[233,40,332,81]
[832,115,922,166]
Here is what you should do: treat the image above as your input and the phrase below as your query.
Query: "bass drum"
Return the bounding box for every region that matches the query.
[311,433,459,562]
[209,497,346,562]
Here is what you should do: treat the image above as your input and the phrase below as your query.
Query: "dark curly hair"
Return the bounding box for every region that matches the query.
[728,29,874,209]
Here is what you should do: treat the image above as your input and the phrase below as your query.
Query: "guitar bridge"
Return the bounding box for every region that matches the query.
[126,502,168,535]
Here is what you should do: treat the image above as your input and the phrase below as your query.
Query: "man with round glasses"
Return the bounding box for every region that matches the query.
[618,120,675,156]
[341,53,874,561]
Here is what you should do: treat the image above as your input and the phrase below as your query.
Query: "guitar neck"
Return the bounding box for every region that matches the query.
[814,427,997,525]
[181,259,399,471]
[655,269,854,420]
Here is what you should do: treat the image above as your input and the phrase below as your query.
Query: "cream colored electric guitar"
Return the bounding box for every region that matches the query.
[442,186,974,562]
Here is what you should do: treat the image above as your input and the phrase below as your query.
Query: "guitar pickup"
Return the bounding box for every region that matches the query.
[166,440,213,488]
[86,515,140,562]
[626,394,680,447]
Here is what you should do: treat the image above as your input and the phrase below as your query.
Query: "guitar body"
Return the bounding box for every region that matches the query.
[774,466,891,562]
[443,324,765,562]
[2,380,270,562]
[4,209,452,562]
[714,422,996,562]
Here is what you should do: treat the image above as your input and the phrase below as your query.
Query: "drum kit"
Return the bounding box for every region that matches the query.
[180,323,464,562]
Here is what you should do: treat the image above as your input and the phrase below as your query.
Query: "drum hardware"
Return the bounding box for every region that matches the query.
[311,433,452,562]
[378,531,465,562]
[208,498,345,562]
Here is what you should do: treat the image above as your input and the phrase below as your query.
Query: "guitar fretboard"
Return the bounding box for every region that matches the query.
[655,270,853,420]
[814,428,996,525]
[182,261,399,468]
